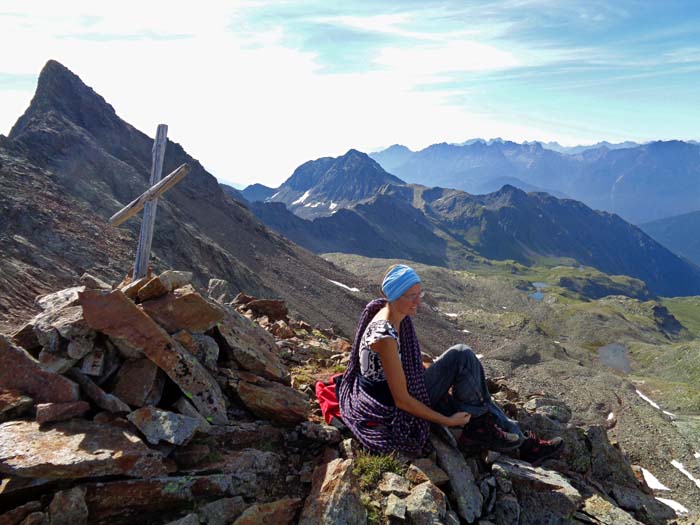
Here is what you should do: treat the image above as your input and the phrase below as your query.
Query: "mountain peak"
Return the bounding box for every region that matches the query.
[10,60,118,139]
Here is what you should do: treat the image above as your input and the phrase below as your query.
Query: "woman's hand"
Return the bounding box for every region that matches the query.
[444,411,471,427]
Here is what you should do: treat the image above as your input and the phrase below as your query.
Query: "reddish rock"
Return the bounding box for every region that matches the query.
[141,285,224,334]
[216,311,289,384]
[270,320,295,339]
[111,359,164,407]
[137,271,193,302]
[79,290,228,424]
[236,378,309,426]
[127,406,199,446]
[35,401,90,424]
[0,389,33,422]
[299,459,366,525]
[330,338,352,354]
[0,419,169,479]
[0,501,42,525]
[66,368,130,413]
[84,474,238,521]
[48,486,88,525]
[10,323,40,354]
[245,299,288,322]
[120,276,150,300]
[17,512,46,525]
[233,498,301,525]
[37,351,76,374]
[232,292,255,306]
[0,335,79,403]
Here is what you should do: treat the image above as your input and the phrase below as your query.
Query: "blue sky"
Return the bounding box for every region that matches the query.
[1,1,699,187]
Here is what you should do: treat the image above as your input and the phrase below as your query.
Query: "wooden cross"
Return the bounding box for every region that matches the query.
[109,124,190,280]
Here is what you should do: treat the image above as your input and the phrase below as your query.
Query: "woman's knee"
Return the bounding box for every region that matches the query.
[439,344,478,366]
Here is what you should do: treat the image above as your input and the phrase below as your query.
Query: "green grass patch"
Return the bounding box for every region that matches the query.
[661,296,700,337]
[353,450,404,490]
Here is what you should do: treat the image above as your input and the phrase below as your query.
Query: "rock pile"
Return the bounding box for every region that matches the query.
[0,269,695,524]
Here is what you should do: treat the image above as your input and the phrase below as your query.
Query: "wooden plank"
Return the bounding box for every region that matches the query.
[133,124,169,279]
[109,163,190,227]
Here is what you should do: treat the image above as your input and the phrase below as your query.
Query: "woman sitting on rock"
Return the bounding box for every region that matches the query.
[338,264,562,464]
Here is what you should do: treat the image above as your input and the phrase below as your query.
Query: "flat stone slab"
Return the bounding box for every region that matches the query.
[79,290,228,424]
[430,434,483,523]
[233,498,301,525]
[299,458,366,525]
[216,310,289,383]
[141,285,224,334]
[0,335,79,403]
[236,377,309,426]
[111,358,165,407]
[0,419,169,479]
[35,401,90,424]
[137,271,193,302]
[127,406,199,445]
[84,474,236,521]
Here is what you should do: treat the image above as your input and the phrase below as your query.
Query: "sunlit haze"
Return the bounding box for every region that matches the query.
[1,1,699,188]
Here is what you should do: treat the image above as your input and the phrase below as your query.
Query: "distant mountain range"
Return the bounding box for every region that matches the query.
[640,210,700,267]
[246,150,700,297]
[368,139,700,225]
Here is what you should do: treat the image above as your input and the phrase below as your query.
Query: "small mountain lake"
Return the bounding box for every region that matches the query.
[528,282,549,301]
[598,343,631,373]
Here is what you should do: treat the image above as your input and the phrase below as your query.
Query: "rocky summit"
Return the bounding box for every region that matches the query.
[0,271,698,524]
[0,59,367,337]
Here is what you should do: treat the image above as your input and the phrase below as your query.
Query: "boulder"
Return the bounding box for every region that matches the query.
[196,496,247,525]
[79,273,111,290]
[127,406,199,446]
[298,421,341,444]
[299,458,366,525]
[111,358,165,407]
[378,472,411,496]
[385,493,407,520]
[0,419,169,479]
[48,486,88,525]
[141,285,224,334]
[66,368,130,413]
[0,389,34,422]
[406,458,450,486]
[405,481,447,525]
[270,320,295,339]
[10,322,40,354]
[84,474,237,521]
[215,310,289,384]
[35,286,84,312]
[35,401,90,424]
[173,397,212,434]
[137,271,193,302]
[577,494,645,525]
[245,299,288,322]
[0,501,42,525]
[236,377,309,426]
[120,276,150,300]
[33,306,95,359]
[232,498,301,525]
[492,458,582,524]
[173,331,219,370]
[0,335,79,403]
[208,278,235,304]
[79,289,228,424]
[430,434,483,522]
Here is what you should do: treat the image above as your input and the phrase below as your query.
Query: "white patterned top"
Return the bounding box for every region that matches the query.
[359,319,401,382]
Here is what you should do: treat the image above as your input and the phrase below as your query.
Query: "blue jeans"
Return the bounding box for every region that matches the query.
[424,344,524,441]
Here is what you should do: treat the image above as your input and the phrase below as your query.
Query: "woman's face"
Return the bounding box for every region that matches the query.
[394,283,422,317]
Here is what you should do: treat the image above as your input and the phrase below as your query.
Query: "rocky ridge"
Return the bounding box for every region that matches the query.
[1,270,697,524]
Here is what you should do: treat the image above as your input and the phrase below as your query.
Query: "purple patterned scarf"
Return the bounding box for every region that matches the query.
[338,298,430,455]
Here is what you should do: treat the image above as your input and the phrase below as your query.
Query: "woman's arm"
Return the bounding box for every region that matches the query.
[372,338,470,427]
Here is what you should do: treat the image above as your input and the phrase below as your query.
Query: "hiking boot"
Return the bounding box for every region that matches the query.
[519,431,564,466]
[458,412,520,453]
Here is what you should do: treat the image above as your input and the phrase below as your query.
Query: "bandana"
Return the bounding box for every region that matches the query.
[381,265,421,302]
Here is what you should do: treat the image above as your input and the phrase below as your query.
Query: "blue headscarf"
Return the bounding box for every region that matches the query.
[381,264,421,302]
